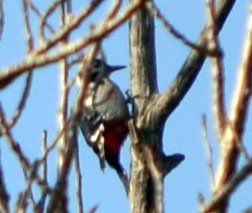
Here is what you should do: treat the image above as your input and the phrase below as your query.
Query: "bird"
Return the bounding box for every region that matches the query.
[78,58,129,192]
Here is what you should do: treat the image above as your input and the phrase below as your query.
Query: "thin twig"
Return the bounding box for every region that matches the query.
[0,149,9,212]
[34,130,48,213]
[201,114,215,187]
[42,130,48,188]
[22,0,34,50]
[38,0,103,53]
[6,0,34,129]
[25,178,36,208]
[68,52,85,68]
[199,158,252,213]
[226,120,251,160]
[0,0,147,89]
[87,205,99,213]
[154,0,236,121]
[1,112,51,201]
[36,118,71,168]
[214,2,252,192]
[146,1,217,56]
[30,2,55,34]
[58,0,71,173]
[47,115,78,212]
[106,0,122,20]
[7,73,32,129]
[0,0,4,40]
[14,192,28,213]
[73,142,84,213]
[209,5,252,212]
[39,0,62,42]
[0,105,31,170]
[236,140,250,161]
[206,0,226,140]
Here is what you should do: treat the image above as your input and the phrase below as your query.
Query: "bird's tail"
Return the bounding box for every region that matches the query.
[114,163,129,196]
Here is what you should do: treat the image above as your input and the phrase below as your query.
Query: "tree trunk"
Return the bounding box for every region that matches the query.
[128,1,163,212]
[128,1,183,212]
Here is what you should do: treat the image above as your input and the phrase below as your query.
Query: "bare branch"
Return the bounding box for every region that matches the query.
[205,5,252,212]
[154,0,236,122]
[236,140,251,161]
[243,206,252,213]
[7,73,32,130]
[201,114,215,187]
[22,0,34,51]
[214,2,252,192]
[0,118,51,204]
[199,158,252,213]
[146,1,217,55]
[15,192,28,213]
[6,0,34,129]
[0,150,9,212]
[38,0,103,53]
[129,0,157,100]
[0,0,4,40]
[73,143,84,213]
[58,0,71,173]
[36,118,72,167]
[129,1,185,212]
[0,0,147,89]
[33,130,48,213]
[30,2,55,34]
[227,5,252,146]
[39,0,62,42]
[206,0,226,140]
[106,0,122,20]
[42,130,48,189]
[47,115,78,212]
[0,105,31,170]
[87,205,99,213]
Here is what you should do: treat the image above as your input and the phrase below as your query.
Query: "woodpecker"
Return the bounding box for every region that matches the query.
[78,58,129,192]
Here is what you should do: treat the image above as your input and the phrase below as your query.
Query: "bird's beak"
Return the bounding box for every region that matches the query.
[108,65,126,72]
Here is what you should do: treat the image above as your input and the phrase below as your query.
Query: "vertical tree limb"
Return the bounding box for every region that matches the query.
[58,0,71,173]
[129,0,161,211]
[0,150,9,212]
[206,0,227,140]
[129,0,237,212]
[47,115,78,213]
[213,4,252,212]
[129,1,184,212]
[73,142,84,213]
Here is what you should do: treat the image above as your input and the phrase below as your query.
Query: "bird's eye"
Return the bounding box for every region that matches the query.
[93,60,101,69]
[90,71,99,82]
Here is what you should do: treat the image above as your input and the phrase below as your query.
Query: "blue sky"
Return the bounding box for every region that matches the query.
[0,1,251,212]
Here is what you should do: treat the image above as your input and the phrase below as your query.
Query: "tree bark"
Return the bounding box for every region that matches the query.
[128,0,237,212]
[128,1,183,212]
[128,1,163,212]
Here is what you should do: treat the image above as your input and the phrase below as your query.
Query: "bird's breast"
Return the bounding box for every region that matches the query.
[85,79,129,122]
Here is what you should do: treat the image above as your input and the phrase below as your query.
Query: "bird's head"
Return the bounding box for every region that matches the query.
[89,58,126,82]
